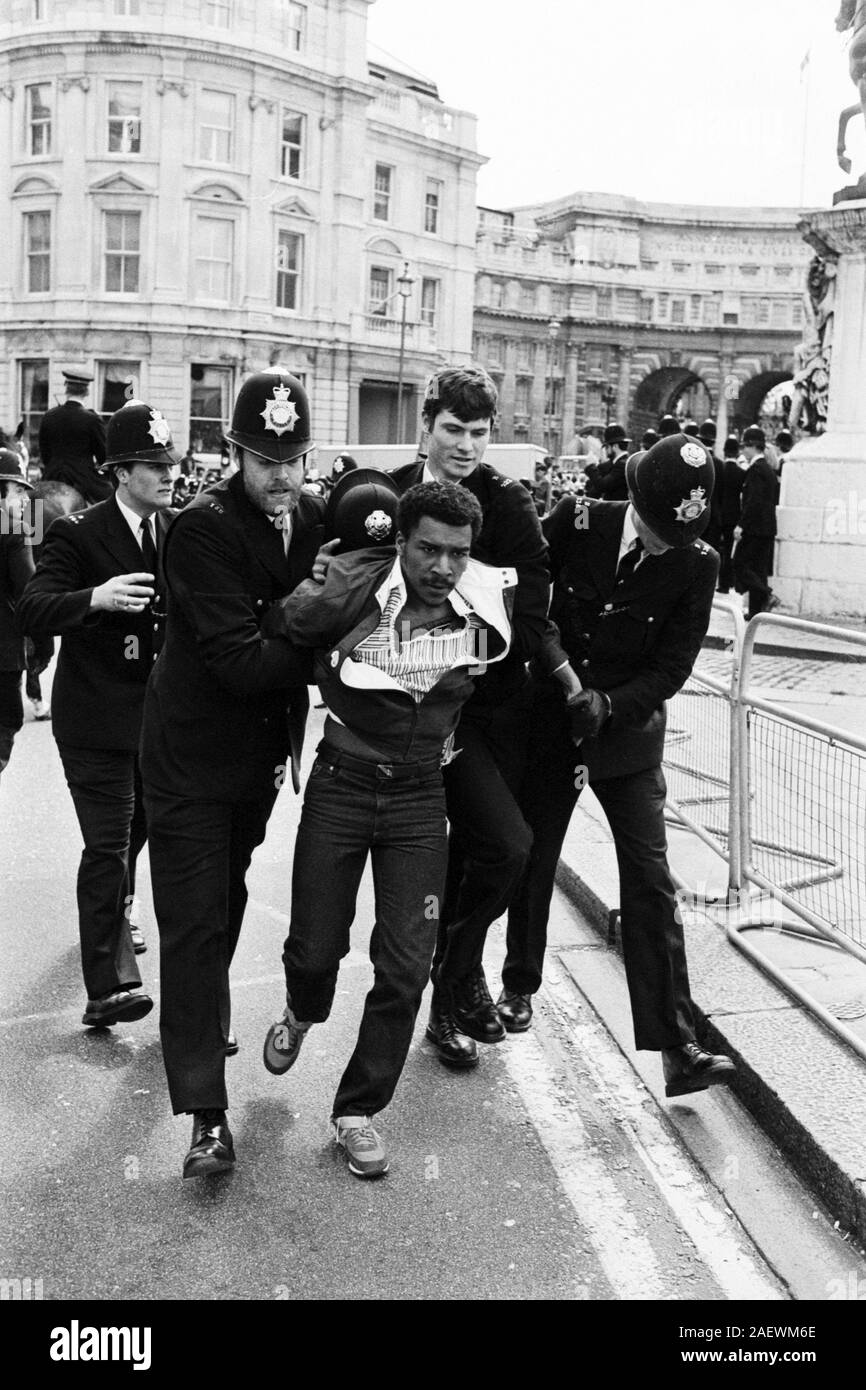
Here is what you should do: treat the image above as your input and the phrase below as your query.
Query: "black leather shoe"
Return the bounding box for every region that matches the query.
[662,1042,736,1098]
[450,968,506,1043]
[130,925,147,954]
[425,998,479,1069]
[182,1109,235,1180]
[496,989,533,1033]
[82,988,153,1028]
[225,1032,238,1056]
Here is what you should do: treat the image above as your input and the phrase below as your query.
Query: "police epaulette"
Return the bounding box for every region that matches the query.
[206,501,225,514]
[68,513,82,524]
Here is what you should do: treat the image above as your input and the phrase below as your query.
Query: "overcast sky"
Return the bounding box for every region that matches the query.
[367,0,857,211]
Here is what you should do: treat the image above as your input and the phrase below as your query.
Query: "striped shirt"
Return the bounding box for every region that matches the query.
[353,577,483,702]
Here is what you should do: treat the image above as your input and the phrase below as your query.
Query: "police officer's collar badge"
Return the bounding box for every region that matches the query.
[365,509,392,540]
[673,487,707,522]
[260,383,299,436]
[147,409,171,446]
[680,442,706,468]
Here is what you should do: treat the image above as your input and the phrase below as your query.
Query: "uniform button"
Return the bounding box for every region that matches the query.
[256,599,263,607]
[567,586,574,594]
[581,632,590,640]
[580,659,590,668]
[153,623,158,631]
[604,603,613,612]
[647,616,654,622]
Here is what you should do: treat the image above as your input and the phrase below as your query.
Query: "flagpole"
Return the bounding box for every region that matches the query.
[799,49,811,206]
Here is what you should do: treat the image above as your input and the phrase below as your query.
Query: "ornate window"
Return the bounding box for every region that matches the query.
[107,82,142,154]
[276,230,302,310]
[26,84,52,157]
[24,211,51,292]
[424,179,442,234]
[104,210,140,292]
[198,90,234,164]
[420,277,439,329]
[373,164,393,222]
[194,216,233,300]
[280,110,303,179]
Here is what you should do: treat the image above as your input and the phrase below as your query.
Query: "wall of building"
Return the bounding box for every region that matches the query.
[0,0,482,458]
[474,192,814,453]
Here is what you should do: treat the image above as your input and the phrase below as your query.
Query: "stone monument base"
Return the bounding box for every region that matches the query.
[775,201,866,620]
[776,433,866,618]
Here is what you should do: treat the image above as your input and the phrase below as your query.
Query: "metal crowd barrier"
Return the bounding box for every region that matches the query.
[663,605,866,1063]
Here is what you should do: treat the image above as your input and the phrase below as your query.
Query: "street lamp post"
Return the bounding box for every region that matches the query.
[395,261,414,444]
[545,317,561,456]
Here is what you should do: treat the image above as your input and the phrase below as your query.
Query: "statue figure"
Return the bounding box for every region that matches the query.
[788,254,837,434]
[836,1,866,180]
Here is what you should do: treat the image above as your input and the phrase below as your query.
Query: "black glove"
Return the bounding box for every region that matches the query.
[567,688,611,743]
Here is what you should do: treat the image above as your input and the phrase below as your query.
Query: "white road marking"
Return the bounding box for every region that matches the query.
[500,962,784,1301]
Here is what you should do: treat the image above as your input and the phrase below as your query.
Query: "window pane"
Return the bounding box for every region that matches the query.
[108,82,142,153]
[276,230,301,309]
[369,266,390,314]
[199,90,233,162]
[98,360,140,415]
[190,364,232,452]
[27,84,52,155]
[280,110,302,178]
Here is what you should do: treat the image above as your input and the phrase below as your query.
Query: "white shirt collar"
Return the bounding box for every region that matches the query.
[115,494,153,547]
[421,462,437,484]
[373,555,472,618]
[618,505,639,563]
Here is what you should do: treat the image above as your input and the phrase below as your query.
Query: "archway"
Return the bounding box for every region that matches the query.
[631,367,711,439]
[731,370,791,433]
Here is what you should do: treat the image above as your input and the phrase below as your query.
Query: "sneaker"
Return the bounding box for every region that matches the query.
[332,1115,389,1179]
[262,1002,311,1075]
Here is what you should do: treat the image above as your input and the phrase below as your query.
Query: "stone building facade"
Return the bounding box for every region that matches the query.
[0,0,481,459]
[473,192,814,454]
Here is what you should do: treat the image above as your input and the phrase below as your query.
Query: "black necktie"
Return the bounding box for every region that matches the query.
[139,517,158,574]
[616,538,643,582]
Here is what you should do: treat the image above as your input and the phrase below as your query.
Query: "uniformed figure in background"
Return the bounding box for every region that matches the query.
[139,370,324,1180]
[583,423,631,501]
[0,452,50,777]
[733,424,779,619]
[499,435,736,1099]
[697,419,725,554]
[717,435,744,594]
[19,400,178,1025]
[38,369,112,505]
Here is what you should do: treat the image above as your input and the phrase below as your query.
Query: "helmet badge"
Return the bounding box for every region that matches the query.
[673,487,707,523]
[147,409,172,446]
[680,441,707,468]
[364,509,393,540]
[261,382,299,436]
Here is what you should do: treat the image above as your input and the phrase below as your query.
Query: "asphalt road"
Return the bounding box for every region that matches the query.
[0,692,860,1308]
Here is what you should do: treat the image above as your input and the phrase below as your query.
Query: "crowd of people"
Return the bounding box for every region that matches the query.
[1,362,746,1182]
[526,412,787,620]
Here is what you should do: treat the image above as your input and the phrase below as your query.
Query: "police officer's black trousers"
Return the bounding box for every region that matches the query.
[733,534,774,617]
[504,699,697,1051]
[56,743,145,1000]
[144,787,276,1114]
[0,670,23,777]
[432,688,534,988]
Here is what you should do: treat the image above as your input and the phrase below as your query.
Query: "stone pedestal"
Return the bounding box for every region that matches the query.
[776,202,866,618]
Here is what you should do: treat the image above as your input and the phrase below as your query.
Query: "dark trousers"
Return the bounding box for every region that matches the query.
[284,751,447,1119]
[505,694,696,1051]
[145,786,277,1115]
[734,534,774,617]
[717,525,738,593]
[56,743,145,1000]
[432,691,534,986]
[0,669,23,776]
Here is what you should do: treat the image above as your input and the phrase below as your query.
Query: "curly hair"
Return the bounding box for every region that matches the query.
[421,364,498,427]
[397,480,483,542]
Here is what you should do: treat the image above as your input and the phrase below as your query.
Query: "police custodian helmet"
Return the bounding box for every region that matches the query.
[324,467,401,554]
[625,433,715,547]
[102,400,181,470]
[224,370,312,463]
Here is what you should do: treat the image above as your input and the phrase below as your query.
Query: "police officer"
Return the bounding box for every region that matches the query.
[698,419,725,553]
[583,423,630,501]
[139,370,324,1179]
[0,452,48,776]
[38,369,112,504]
[500,435,735,1098]
[717,436,744,594]
[19,400,179,1022]
[733,425,779,618]
[658,413,680,437]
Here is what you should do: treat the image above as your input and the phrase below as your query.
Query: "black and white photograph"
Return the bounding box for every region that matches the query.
[1,0,865,1346]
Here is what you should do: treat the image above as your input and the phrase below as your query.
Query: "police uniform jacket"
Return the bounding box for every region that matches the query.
[0,528,35,672]
[720,460,744,528]
[38,401,112,502]
[389,459,554,704]
[17,496,173,749]
[739,456,777,537]
[139,472,323,802]
[541,496,718,780]
[589,450,630,502]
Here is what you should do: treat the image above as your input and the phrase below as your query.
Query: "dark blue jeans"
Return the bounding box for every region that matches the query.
[284,751,447,1119]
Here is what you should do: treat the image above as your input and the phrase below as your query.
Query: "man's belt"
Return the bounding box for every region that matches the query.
[318,741,443,783]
